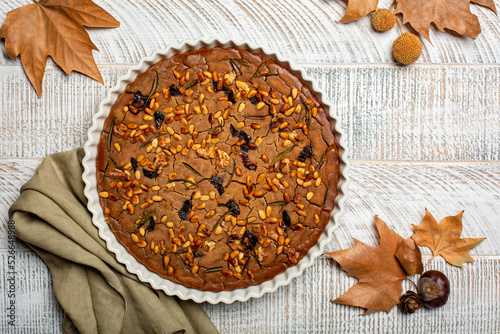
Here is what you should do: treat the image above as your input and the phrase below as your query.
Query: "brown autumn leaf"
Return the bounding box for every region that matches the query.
[395,0,497,42]
[0,0,120,97]
[326,216,407,314]
[412,209,485,267]
[338,0,379,23]
[395,237,423,276]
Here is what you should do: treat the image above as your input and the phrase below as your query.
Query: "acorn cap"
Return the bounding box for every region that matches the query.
[371,9,396,32]
[392,32,423,65]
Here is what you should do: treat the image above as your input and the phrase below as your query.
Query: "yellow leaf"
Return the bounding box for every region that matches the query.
[412,209,485,267]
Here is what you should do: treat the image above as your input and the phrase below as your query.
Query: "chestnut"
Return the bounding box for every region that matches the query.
[419,270,450,308]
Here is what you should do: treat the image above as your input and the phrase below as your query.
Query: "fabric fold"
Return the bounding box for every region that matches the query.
[9,148,220,334]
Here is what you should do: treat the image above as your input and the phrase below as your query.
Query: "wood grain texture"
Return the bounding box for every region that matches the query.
[0,250,63,334]
[0,0,499,66]
[2,250,498,334]
[0,0,499,332]
[0,65,498,160]
[2,160,498,254]
[203,256,500,334]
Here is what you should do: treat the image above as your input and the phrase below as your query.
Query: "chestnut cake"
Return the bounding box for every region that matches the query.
[96,47,340,291]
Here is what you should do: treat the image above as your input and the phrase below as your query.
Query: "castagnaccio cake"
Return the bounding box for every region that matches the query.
[96,47,340,291]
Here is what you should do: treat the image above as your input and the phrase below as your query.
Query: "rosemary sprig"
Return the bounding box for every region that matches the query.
[136,210,156,229]
[203,267,223,273]
[269,201,287,206]
[315,153,326,172]
[231,58,250,66]
[270,145,296,165]
[107,120,114,152]
[185,79,199,90]
[145,72,158,107]
[300,97,312,127]
[182,162,205,178]
[201,125,222,133]
[229,58,240,76]
[225,161,236,187]
[139,134,162,149]
[166,249,189,255]
[251,59,269,80]
[229,57,250,76]
[256,73,278,78]
[244,115,268,120]
[212,207,234,232]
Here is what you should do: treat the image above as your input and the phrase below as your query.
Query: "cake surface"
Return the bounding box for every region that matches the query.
[96,47,340,291]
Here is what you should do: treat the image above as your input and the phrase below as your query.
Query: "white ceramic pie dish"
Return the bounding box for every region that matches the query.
[82,38,349,304]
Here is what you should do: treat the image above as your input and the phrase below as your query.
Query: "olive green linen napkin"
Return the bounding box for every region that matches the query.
[9,148,220,334]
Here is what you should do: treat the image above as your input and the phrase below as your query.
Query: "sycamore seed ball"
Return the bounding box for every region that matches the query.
[392,32,422,65]
[371,9,396,32]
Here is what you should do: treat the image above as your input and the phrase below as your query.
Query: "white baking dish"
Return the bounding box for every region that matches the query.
[82,38,349,304]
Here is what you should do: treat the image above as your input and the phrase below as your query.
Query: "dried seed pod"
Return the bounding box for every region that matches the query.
[371,8,396,32]
[399,290,423,314]
[392,33,422,65]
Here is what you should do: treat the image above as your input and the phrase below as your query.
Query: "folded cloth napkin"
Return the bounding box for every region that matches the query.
[9,148,220,334]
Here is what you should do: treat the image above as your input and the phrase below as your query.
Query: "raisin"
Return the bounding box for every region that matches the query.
[249,96,259,104]
[179,200,192,220]
[143,169,159,179]
[237,151,257,170]
[131,158,138,171]
[239,143,250,152]
[131,92,148,109]
[230,125,252,146]
[154,111,165,129]
[239,130,252,144]
[212,81,221,92]
[219,199,240,216]
[193,251,203,258]
[243,230,258,249]
[225,89,236,104]
[283,211,291,228]
[230,124,240,137]
[145,217,155,232]
[169,84,180,97]
[210,175,225,195]
[298,145,313,162]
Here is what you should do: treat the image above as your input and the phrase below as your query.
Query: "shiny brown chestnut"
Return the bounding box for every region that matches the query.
[419,270,450,308]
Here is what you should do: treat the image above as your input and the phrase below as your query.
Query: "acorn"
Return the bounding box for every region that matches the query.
[371,9,396,32]
[419,270,450,309]
[392,32,422,65]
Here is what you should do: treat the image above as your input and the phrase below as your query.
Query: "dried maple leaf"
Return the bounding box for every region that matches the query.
[338,0,379,23]
[412,209,485,267]
[395,0,497,42]
[326,216,407,314]
[395,238,423,276]
[0,0,119,97]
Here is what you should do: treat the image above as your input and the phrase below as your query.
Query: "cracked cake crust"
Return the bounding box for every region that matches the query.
[96,47,340,291]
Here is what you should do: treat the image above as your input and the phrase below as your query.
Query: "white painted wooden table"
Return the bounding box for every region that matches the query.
[1,0,499,333]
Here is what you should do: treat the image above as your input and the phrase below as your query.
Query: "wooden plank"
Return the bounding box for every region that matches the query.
[0,65,498,160]
[2,160,499,255]
[203,256,500,333]
[0,250,63,334]
[0,0,499,66]
[1,249,498,333]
